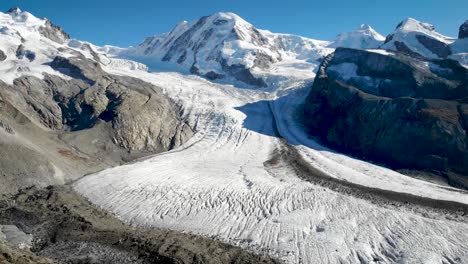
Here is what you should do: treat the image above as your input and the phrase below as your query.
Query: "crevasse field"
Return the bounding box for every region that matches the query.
[74,59,468,264]
[2,8,468,264]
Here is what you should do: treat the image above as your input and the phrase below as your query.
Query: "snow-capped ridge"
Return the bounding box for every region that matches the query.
[114,11,332,87]
[7,7,21,15]
[5,7,43,24]
[359,24,372,30]
[381,17,455,60]
[328,23,384,49]
[395,17,436,33]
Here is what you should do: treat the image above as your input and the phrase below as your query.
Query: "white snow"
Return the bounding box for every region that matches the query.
[2,8,468,264]
[109,12,333,85]
[0,9,109,84]
[367,49,394,55]
[74,57,468,264]
[381,17,455,59]
[328,24,385,49]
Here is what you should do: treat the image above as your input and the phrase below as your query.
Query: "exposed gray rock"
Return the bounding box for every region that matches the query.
[459,20,468,39]
[220,59,268,87]
[392,41,426,59]
[0,56,193,194]
[162,16,209,63]
[47,56,194,152]
[49,56,100,83]
[0,49,6,61]
[132,13,278,87]
[0,119,14,134]
[15,44,35,62]
[38,19,70,44]
[303,48,468,186]
[415,34,451,58]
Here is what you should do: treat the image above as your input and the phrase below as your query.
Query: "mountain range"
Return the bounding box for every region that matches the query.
[110,12,467,86]
[0,7,468,264]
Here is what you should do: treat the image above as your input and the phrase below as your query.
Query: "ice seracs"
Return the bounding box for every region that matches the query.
[328,24,385,49]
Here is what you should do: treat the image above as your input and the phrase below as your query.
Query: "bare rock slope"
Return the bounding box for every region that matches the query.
[303,47,468,187]
[0,55,193,194]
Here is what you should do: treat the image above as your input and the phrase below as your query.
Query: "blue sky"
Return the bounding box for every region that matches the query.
[1,0,467,47]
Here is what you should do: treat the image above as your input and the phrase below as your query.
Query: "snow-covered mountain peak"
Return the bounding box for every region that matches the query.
[115,12,333,86]
[204,12,252,28]
[3,7,44,25]
[358,24,372,30]
[395,17,436,33]
[381,17,454,59]
[6,7,21,15]
[328,23,384,49]
[459,20,468,39]
[357,24,384,39]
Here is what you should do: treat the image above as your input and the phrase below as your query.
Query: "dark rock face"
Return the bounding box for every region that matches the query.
[46,56,193,152]
[162,16,209,63]
[0,49,6,61]
[15,44,35,61]
[392,41,425,59]
[459,20,468,39]
[415,35,451,58]
[303,48,468,182]
[49,56,100,83]
[38,20,70,44]
[220,59,268,87]
[0,56,194,194]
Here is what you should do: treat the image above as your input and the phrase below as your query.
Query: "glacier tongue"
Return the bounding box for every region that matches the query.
[74,57,468,264]
[2,7,468,264]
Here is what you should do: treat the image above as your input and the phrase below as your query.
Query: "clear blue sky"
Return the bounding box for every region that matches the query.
[1,0,467,47]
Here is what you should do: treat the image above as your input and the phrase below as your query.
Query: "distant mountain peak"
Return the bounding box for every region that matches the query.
[359,24,372,30]
[382,17,453,59]
[328,23,384,49]
[6,7,21,14]
[395,17,436,33]
[459,20,468,39]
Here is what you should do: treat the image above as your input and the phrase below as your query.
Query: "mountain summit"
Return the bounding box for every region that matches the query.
[381,17,453,58]
[116,12,332,86]
[459,20,468,39]
[328,24,385,49]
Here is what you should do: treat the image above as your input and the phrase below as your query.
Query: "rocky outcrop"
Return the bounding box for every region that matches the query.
[459,20,468,39]
[415,34,451,58]
[303,48,468,185]
[15,45,35,61]
[38,19,70,44]
[0,56,193,194]
[0,49,6,61]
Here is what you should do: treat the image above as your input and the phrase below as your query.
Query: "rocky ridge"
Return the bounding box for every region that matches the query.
[303,47,468,187]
